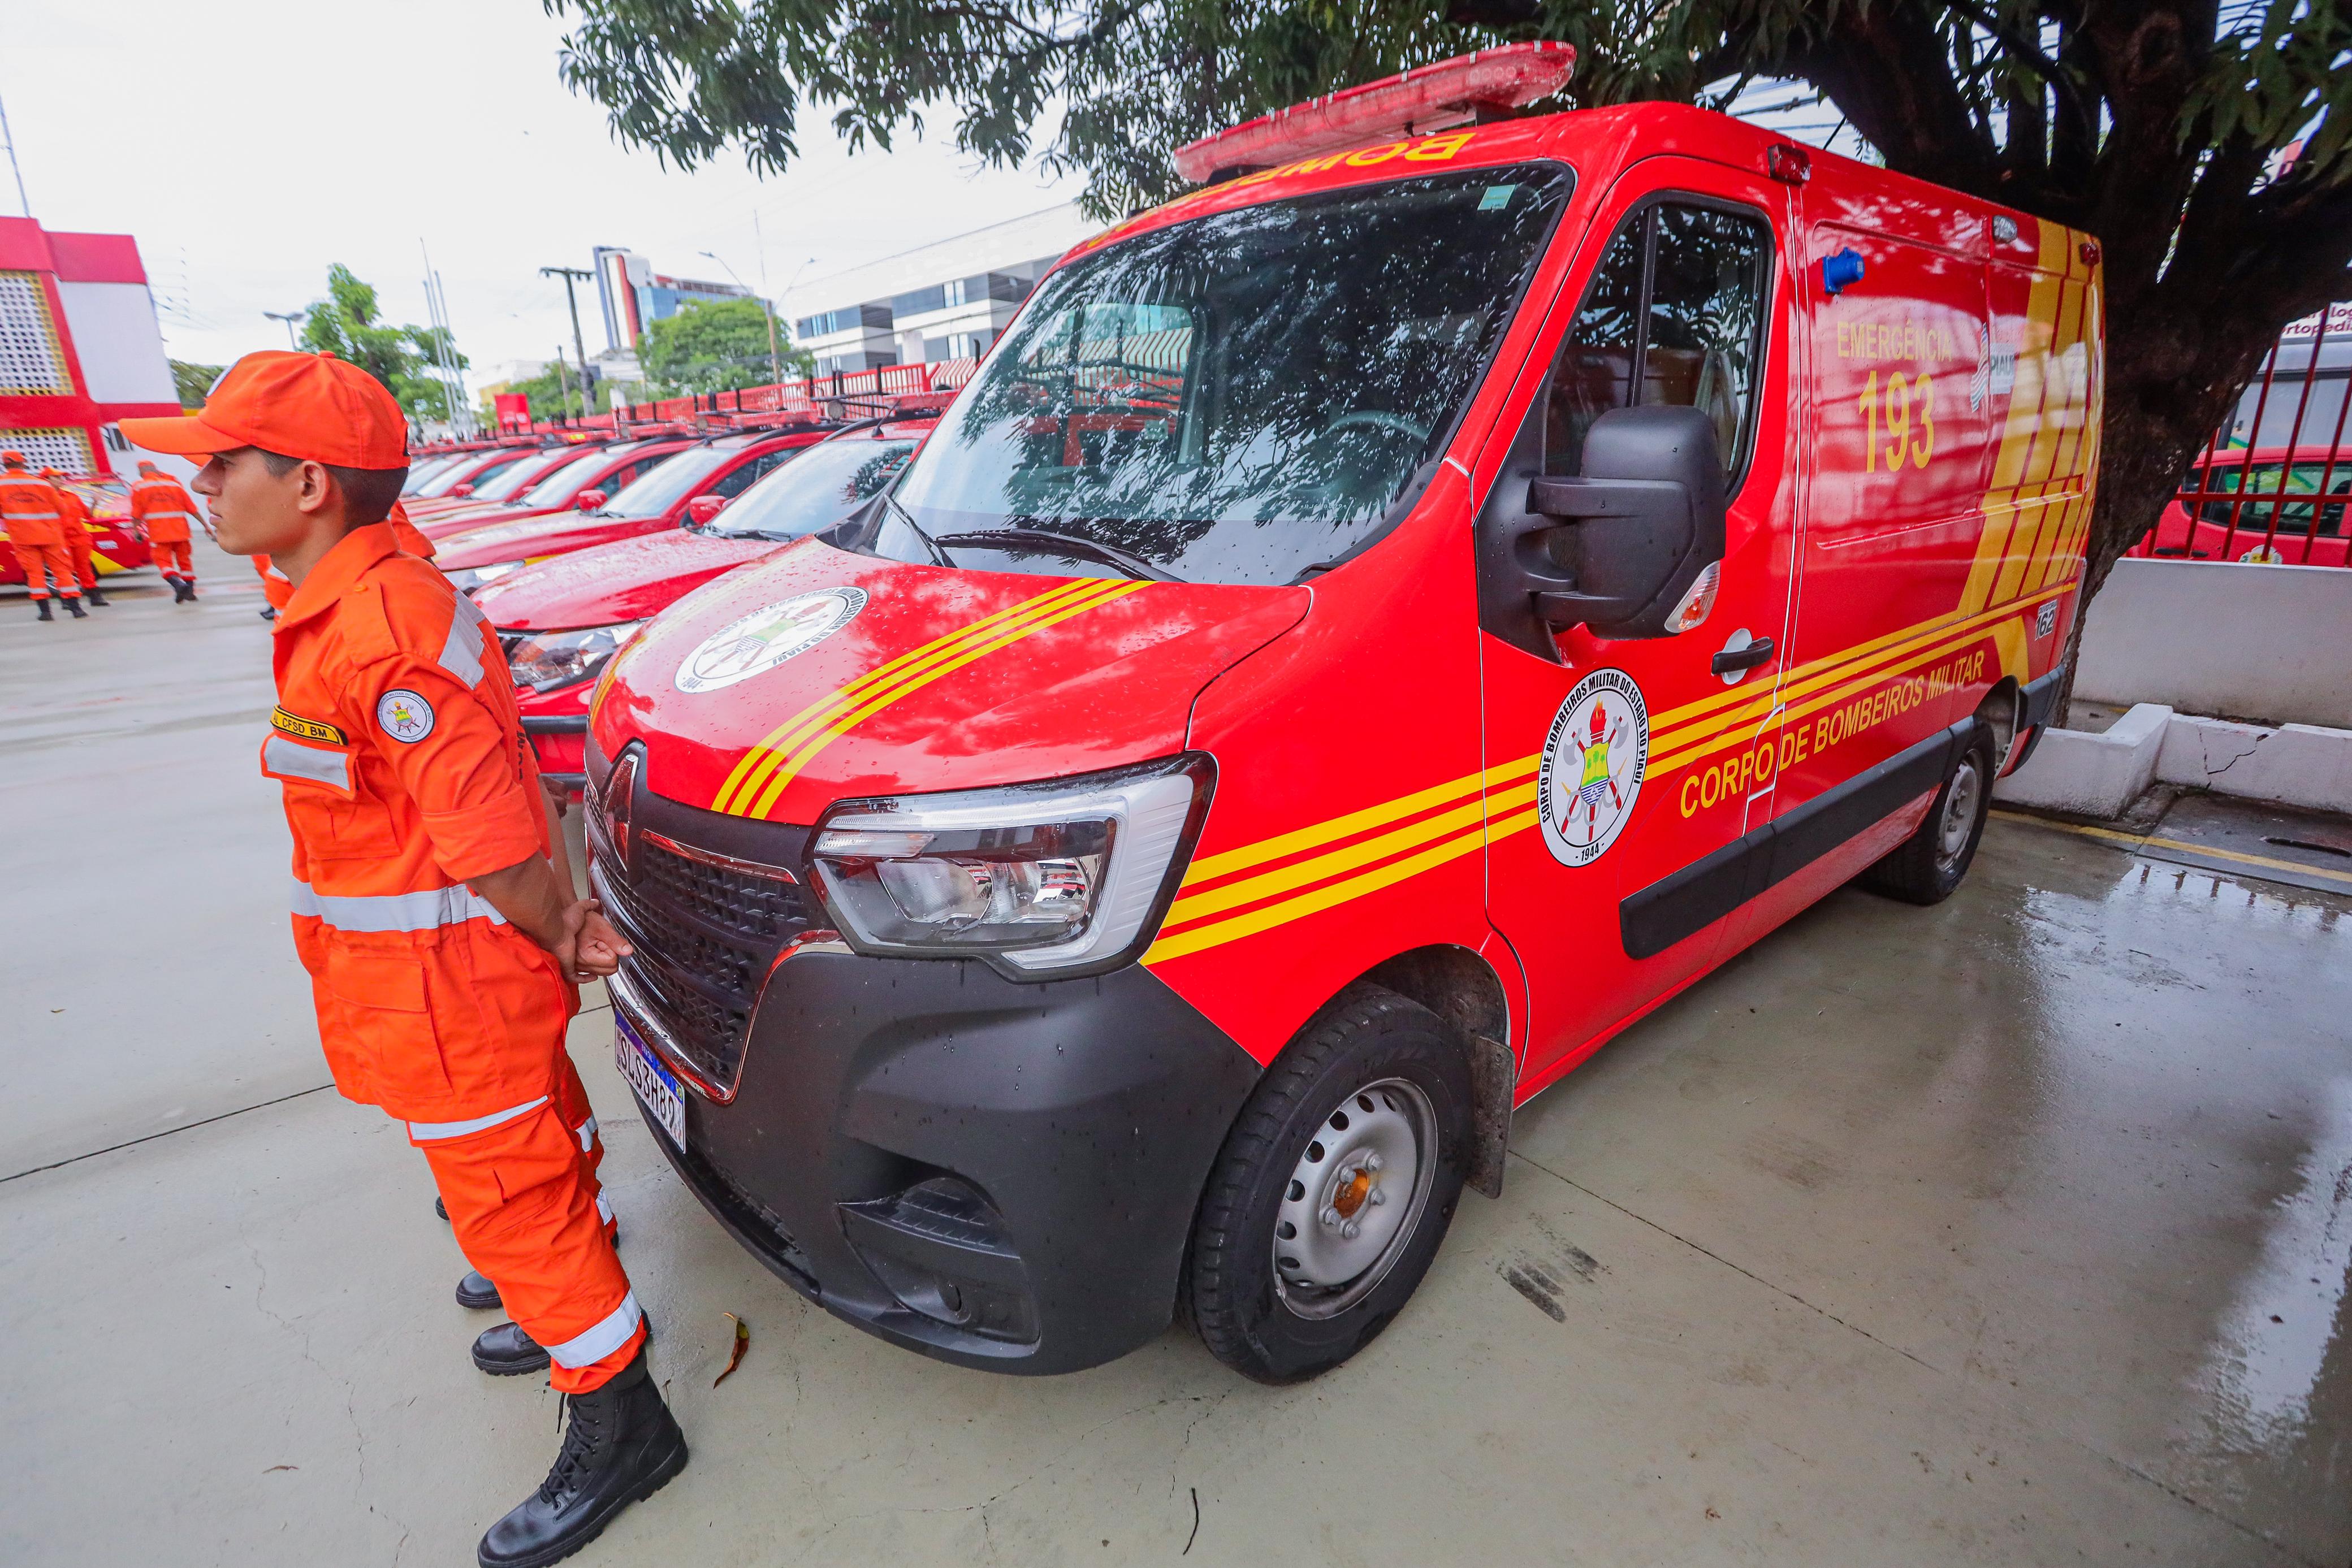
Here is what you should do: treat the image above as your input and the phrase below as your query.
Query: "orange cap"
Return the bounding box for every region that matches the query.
[1,450,24,466]
[119,351,408,470]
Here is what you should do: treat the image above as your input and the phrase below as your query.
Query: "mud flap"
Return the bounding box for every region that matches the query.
[1467,1032,1514,1199]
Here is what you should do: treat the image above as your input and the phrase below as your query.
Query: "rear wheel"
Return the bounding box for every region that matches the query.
[1859,724,1994,905]
[1184,984,1472,1384]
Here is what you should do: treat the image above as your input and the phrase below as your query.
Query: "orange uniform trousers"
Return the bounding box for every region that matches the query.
[60,525,96,591]
[11,539,77,600]
[416,1099,644,1393]
[153,538,195,581]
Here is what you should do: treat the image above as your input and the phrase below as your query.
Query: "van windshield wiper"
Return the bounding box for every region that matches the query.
[932,527,1182,583]
[883,492,956,568]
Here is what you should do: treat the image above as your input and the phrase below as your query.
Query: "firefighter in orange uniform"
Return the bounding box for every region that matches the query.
[1,451,85,620]
[122,352,687,1568]
[40,468,110,607]
[129,458,205,601]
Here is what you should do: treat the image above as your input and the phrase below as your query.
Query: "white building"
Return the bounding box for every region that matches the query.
[784,203,1097,375]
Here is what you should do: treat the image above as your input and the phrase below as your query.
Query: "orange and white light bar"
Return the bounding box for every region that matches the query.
[1171,42,1576,185]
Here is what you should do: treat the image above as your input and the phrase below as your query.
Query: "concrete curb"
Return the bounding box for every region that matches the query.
[1992,703,2170,817]
[1995,704,2352,816]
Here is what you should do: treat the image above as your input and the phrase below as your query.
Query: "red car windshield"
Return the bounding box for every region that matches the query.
[593,444,741,518]
[704,438,918,540]
[522,448,630,508]
[470,449,576,502]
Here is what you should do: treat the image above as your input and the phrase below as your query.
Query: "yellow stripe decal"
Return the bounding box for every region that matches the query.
[711,579,1106,814]
[740,579,1149,819]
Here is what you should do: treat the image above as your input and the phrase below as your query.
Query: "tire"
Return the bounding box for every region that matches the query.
[1184,982,1473,1384]
[1859,723,1995,905]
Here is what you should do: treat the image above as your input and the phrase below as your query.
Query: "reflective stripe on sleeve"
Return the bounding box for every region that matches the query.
[544,1290,642,1369]
[576,1114,599,1153]
[289,877,511,932]
[263,733,352,790]
[439,593,488,687]
[595,1192,615,1225]
[407,1094,551,1141]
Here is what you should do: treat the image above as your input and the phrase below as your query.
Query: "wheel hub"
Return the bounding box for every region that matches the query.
[1936,755,1982,869]
[1273,1078,1436,1319]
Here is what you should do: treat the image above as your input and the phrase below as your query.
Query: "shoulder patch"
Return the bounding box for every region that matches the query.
[377,689,436,743]
[270,705,348,746]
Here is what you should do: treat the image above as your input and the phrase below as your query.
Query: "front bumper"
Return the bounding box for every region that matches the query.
[596,760,1260,1375]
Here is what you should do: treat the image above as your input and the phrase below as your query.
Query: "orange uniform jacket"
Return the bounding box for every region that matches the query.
[0,469,65,546]
[265,520,568,1124]
[260,503,432,610]
[53,483,96,580]
[128,474,200,543]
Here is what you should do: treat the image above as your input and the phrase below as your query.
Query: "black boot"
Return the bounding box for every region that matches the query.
[183,581,198,601]
[85,584,107,606]
[473,1320,550,1375]
[457,1270,502,1310]
[35,599,52,621]
[63,596,86,618]
[436,1195,448,1222]
[477,1346,686,1568]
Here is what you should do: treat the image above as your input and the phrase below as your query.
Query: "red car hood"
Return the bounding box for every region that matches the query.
[595,538,1311,823]
[473,528,779,630]
[418,501,557,542]
[435,510,668,570]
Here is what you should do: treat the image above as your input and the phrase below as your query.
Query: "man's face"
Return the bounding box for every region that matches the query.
[193,448,309,556]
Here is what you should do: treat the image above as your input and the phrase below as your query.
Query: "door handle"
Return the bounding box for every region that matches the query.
[1710,636,1776,675]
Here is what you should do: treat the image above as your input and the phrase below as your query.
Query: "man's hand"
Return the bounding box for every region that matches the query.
[554,898,633,980]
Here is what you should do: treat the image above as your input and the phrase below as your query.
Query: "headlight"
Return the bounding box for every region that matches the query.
[809,753,1213,978]
[507,621,646,691]
[446,560,526,594]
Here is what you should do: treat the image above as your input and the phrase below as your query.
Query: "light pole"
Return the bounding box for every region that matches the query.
[699,249,781,385]
[264,309,306,349]
[539,266,595,417]
[0,83,30,218]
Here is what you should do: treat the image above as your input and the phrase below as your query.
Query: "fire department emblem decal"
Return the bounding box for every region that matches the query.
[1536,668,1648,867]
[377,690,435,743]
[674,587,869,694]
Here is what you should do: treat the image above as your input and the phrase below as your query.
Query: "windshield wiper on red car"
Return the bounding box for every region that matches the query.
[932,526,1183,583]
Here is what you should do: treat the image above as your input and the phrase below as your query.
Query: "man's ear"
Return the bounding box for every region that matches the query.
[293,460,338,518]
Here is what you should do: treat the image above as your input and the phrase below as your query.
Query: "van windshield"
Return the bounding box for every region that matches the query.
[884,162,1573,585]
[704,438,918,540]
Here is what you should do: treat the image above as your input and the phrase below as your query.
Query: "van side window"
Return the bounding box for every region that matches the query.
[1546,201,1772,483]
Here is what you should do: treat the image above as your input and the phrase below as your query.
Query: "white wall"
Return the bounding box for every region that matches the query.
[55,280,177,404]
[2074,558,2352,729]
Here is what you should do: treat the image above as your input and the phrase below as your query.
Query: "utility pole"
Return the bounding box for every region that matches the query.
[541,266,595,414]
[553,346,577,425]
[0,83,29,218]
[420,241,473,439]
[700,249,780,385]
[263,309,306,349]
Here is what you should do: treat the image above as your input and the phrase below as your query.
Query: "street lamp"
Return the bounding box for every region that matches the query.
[699,249,781,385]
[263,309,306,349]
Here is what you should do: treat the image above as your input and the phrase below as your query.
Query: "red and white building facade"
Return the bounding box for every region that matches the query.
[0,216,179,477]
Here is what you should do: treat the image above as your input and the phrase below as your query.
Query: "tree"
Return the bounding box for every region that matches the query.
[300,263,469,424]
[639,295,810,396]
[545,0,2352,661]
[170,359,223,410]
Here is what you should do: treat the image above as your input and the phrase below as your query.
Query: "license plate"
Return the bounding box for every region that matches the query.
[615,1012,686,1147]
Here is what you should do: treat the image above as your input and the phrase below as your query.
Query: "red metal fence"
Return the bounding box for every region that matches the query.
[2132,306,2352,566]
[503,358,981,438]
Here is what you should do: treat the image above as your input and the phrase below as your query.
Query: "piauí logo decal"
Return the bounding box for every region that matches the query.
[1536,668,1648,867]
[675,587,870,694]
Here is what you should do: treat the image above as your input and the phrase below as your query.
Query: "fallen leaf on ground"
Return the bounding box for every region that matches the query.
[714,1313,749,1388]
[263,1465,298,1474]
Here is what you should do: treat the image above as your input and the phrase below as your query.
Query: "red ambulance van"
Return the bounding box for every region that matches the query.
[582,46,2102,1383]
[476,420,931,790]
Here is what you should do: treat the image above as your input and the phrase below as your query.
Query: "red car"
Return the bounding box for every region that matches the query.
[589,64,2100,1380]
[403,443,589,523]
[2130,444,2352,565]
[473,421,932,788]
[405,445,546,506]
[416,438,690,545]
[432,423,835,594]
[0,474,149,586]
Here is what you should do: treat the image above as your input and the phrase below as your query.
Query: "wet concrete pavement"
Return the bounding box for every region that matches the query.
[3,568,2348,1566]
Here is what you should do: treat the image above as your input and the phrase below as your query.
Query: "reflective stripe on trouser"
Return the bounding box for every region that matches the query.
[153,539,193,579]
[12,540,77,599]
[291,877,509,933]
[416,1101,645,1393]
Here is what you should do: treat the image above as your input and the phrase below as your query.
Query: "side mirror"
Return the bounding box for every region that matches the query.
[451,483,475,498]
[1516,406,1726,640]
[574,488,609,512]
[686,495,729,525]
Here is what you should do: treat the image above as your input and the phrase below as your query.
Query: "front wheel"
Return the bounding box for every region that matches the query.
[1858,724,1994,905]
[1184,984,1473,1384]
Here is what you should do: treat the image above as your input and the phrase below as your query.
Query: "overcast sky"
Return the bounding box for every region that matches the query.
[3,0,1088,385]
